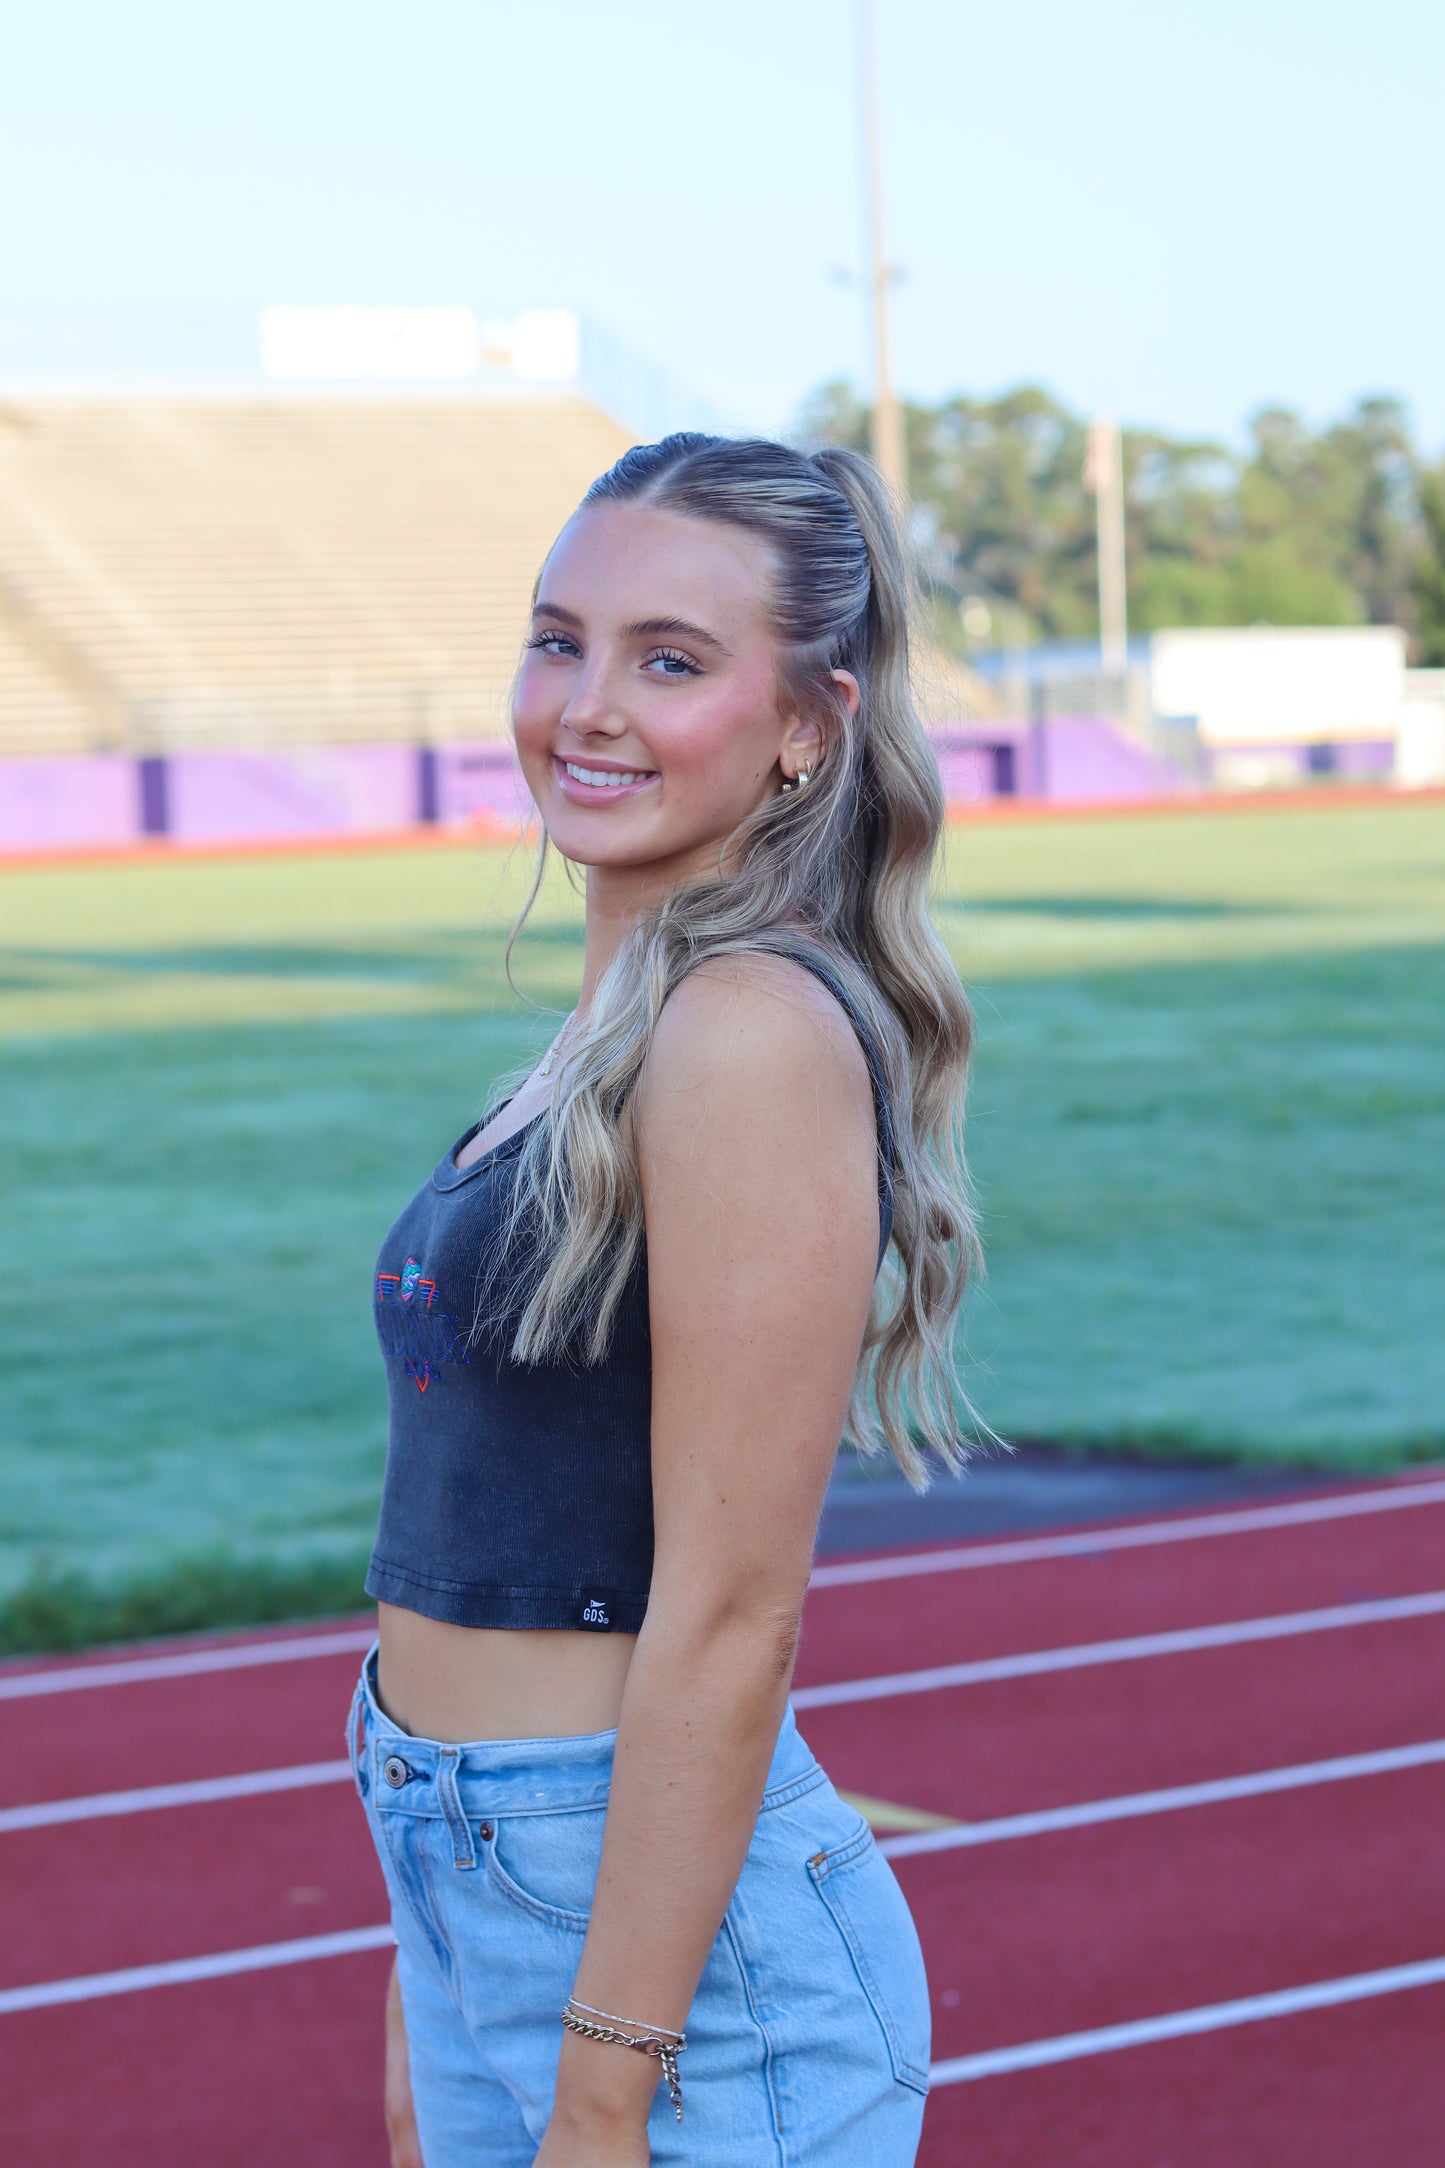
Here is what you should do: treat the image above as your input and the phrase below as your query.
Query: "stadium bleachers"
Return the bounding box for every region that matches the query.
[0,393,636,757]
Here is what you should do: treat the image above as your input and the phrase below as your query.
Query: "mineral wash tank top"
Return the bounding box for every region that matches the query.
[365,947,898,1633]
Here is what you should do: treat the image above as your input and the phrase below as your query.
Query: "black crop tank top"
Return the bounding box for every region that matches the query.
[365,947,898,1632]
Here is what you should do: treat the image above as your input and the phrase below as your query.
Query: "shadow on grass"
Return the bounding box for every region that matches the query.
[4,920,589,987]
[935,895,1282,922]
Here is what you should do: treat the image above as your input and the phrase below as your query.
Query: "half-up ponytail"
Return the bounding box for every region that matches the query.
[493,433,981,1483]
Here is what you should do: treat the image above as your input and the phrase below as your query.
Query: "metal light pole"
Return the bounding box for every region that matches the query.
[860,0,907,501]
[1085,414,1128,673]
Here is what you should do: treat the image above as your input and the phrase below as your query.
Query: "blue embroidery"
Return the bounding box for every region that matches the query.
[375,1257,469,1393]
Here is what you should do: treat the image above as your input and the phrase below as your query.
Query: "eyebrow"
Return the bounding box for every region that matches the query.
[531,600,731,655]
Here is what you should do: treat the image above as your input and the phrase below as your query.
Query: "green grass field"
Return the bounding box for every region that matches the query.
[3,800,1443,1651]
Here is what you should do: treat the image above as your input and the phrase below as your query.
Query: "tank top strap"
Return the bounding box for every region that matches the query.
[750,941,899,1228]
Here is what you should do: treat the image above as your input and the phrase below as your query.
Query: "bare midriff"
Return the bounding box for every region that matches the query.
[375,1603,640,1744]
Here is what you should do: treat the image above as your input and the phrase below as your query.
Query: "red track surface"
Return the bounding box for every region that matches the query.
[3,1473,1442,2165]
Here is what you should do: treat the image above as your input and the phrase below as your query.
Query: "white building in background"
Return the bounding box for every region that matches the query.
[1396,671,1445,788]
[258,306,583,385]
[1150,626,1408,789]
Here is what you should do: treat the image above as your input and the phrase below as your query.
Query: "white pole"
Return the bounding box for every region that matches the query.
[1087,415,1128,673]
[861,0,907,501]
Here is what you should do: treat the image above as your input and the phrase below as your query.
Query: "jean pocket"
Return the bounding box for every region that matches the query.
[482,1812,600,1935]
[807,1826,931,2095]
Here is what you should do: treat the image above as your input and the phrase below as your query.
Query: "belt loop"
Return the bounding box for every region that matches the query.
[437,1748,477,1870]
[346,1678,368,1799]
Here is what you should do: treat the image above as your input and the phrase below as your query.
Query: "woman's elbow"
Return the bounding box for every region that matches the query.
[644,1582,803,1688]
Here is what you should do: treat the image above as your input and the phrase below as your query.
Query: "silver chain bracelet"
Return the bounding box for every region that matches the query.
[560,1998,687,2122]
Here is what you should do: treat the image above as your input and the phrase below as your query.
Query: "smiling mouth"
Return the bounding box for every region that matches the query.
[558,758,658,792]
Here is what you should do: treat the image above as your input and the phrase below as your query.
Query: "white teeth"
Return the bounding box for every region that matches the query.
[564,761,652,789]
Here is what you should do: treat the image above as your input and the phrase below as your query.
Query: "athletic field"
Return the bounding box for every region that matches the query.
[2,798,1443,1647]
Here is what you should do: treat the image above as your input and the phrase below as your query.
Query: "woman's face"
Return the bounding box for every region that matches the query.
[512,500,823,882]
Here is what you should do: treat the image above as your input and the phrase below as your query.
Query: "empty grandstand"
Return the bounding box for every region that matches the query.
[0,380,1006,850]
[0,392,636,759]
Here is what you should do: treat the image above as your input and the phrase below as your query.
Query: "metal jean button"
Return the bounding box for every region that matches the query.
[478,1820,494,1842]
[382,1754,411,1789]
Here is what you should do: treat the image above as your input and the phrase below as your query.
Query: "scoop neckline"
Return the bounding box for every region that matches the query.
[432,1099,546,1192]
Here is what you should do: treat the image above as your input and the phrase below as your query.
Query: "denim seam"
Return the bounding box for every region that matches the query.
[346,1685,368,1799]
[372,1801,456,1994]
[806,1844,930,2095]
[370,1791,612,1823]
[412,1821,453,1974]
[436,1749,478,1870]
[759,1764,828,1815]
[808,1821,873,1875]
[372,1761,816,1831]
[721,1909,788,2168]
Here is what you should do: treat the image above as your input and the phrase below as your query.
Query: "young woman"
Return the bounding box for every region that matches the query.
[349,433,979,2168]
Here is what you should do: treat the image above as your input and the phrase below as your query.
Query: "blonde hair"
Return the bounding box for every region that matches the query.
[488,433,980,1485]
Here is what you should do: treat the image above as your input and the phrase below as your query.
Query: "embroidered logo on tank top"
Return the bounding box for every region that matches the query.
[374,1256,469,1393]
[577,1594,613,1630]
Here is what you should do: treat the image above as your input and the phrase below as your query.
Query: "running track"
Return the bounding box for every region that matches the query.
[3,1473,1442,2165]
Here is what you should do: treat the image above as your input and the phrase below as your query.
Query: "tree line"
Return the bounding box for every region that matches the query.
[802,382,1445,664]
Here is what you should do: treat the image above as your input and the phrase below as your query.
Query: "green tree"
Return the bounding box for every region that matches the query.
[1230,398,1419,626]
[800,382,1431,651]
[1125,432,1240,630]
[1413,468,1445,666]
[799,380,1097,640]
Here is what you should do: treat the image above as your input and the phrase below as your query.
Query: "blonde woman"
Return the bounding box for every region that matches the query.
[349,434,978,2167]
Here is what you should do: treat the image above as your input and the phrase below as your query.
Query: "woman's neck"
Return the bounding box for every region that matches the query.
[577,844,725,1010]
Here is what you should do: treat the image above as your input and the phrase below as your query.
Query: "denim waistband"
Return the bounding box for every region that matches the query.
[348,1642,824,1821]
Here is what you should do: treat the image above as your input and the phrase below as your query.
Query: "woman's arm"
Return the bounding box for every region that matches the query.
[537,955,882,2164]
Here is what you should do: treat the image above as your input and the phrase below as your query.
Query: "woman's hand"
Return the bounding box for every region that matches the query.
[385,1955,424,2168]
[533,2031,654,2165]
[532,2116,650,2167]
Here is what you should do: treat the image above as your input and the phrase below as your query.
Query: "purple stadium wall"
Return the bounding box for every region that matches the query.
[0,741,534,854]
[0,718,1217,857]
[0,754,140,853]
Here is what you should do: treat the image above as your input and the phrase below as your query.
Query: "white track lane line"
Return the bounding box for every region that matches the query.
[0,1926,397,2016]
[0,1627,376,1703]
[0,1759,352,1834]
[812,1475,1445,1589]
[8,1736,1441,1844]
[3,1745,1440,2016]
[4,1479,1443,1702]
[929,1956,1445,2085]
[7,1945,1440,2044]
[791,1589,1445,1710]
[877,1739,1445,1860]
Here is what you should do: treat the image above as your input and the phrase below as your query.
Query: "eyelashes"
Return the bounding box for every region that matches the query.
[525,632,703,678]
[644,647,702,677]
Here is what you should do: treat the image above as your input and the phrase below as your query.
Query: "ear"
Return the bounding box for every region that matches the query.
[779,669,860,782]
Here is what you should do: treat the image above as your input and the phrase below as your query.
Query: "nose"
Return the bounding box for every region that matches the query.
[559,656,629,739]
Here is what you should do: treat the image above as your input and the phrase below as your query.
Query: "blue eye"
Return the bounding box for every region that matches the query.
[528,630,580,657]
[644,648,701,678]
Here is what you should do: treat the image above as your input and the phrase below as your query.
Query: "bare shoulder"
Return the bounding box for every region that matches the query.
[638,950,875,1153]
[639,950,879,1297]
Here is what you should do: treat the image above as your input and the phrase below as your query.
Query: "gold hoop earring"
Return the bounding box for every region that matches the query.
[792,762,813,789]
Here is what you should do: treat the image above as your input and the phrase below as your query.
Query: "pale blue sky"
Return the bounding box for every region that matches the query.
[2,0,1441,448]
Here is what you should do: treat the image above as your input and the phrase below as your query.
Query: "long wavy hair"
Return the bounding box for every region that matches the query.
[487,432,980,1485]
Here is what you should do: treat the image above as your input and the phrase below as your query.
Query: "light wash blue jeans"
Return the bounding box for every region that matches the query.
[348,1647,929,2165]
